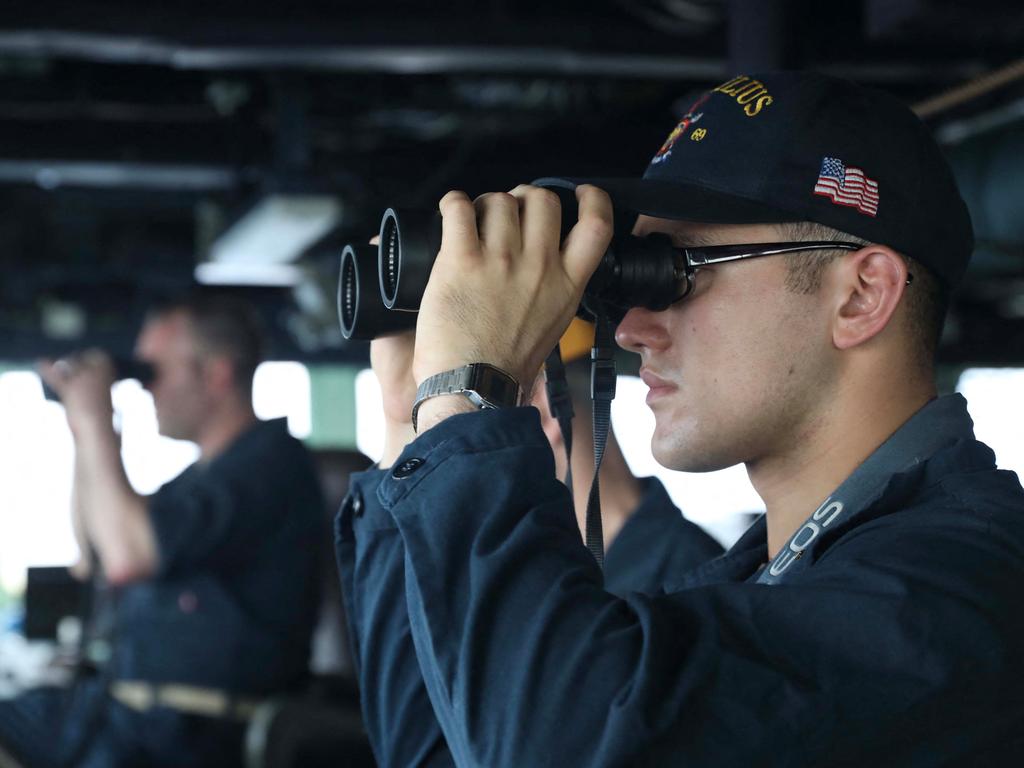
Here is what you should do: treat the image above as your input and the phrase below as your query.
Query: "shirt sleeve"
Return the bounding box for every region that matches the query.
[379,407,1024,767]
[336,467,455,768]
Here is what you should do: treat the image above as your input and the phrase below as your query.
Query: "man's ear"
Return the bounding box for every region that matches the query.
[832,245,909,351]
[203,355,236,395]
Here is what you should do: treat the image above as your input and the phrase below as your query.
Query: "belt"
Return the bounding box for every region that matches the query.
[109,680,262,721]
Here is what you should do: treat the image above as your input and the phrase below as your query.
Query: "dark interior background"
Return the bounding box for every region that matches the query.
[1,0,1022,369]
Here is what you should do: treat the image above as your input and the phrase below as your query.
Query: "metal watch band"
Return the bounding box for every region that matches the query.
[412,363,522,432]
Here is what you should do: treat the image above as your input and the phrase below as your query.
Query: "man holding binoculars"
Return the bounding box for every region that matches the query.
[338,72,1024,765]
[0,294,323,768]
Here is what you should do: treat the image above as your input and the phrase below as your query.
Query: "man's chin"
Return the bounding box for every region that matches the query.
[651,439,688,472]
[653,437,734,474]
[650,426,690,470]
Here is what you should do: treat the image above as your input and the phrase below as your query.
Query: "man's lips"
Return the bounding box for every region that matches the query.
[640,369,677,402]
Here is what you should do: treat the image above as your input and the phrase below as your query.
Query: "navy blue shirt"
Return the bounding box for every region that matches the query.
[339,395,1024,766]
[337,435,722,766]
[114,417,323,694]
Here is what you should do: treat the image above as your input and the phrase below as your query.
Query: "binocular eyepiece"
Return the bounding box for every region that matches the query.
[337,182,689,341]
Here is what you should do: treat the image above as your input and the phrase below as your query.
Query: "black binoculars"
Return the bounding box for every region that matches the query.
[337,179,689,341]
[42,357,155,402]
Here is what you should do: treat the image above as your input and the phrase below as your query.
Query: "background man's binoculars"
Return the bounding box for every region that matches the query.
[337,181,688,341]
[42,357,155,402]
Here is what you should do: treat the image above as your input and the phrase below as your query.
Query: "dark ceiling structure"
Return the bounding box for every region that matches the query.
[1,0,1023,366]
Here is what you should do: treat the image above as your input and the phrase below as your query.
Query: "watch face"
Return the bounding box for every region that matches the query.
[414,364,522,431]
[470,364,521,408]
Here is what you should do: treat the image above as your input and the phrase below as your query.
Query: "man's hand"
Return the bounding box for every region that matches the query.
[38,350,116,436]
[412,184,613,433]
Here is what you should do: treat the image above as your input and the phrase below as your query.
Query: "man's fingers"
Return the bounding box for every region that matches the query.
[438,190,481,265]
[82,348,111,368]
[509,185,563,264]
[473,192,521,257]
[36,359,65,390]
[561,184,614,289]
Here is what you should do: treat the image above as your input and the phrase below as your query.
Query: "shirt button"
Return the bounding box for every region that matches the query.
[392,457,425,479]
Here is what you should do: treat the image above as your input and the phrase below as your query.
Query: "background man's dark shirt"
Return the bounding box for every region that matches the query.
[603,477,722,597]
[115,417,322,693]
[0,417,324,768]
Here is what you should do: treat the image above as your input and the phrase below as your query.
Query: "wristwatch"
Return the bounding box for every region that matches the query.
[412,363,523,432]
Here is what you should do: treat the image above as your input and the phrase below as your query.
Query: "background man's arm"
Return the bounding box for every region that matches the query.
[68,448,92,581]
[73,417,156,585]
[40,352,158,586]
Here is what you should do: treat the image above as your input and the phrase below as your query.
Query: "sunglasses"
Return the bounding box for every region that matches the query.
[670,240,912,302]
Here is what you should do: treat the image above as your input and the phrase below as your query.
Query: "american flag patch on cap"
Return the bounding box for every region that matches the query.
[813,157,879,217]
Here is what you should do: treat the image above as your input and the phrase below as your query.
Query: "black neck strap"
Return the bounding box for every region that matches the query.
[584,310,617,568]
[545,311,618,569]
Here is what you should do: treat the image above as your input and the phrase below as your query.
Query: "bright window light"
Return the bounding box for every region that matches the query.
[253,362,311,439]
[956,368,1024,476]
[0,372,77,594]
[355,368,385,462]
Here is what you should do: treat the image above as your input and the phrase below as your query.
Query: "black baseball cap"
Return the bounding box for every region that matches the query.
[537,71,974,288]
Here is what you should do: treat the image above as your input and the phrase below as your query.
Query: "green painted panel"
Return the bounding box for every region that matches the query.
[307,364,361,449]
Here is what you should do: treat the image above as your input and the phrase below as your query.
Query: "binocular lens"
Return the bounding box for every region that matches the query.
[378,207,443,312]
[338,242,418,340]
[381,210,401,308]
[338,245,359,337]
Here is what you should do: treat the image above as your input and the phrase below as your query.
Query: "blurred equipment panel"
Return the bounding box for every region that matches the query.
[23,566,88,641]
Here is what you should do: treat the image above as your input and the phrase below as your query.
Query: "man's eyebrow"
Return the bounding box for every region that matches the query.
[668,231,718,248]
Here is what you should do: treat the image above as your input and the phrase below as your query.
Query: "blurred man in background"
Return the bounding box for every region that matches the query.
[0,293,323,768]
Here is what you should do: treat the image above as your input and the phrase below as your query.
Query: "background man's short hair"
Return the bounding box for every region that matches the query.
[150,292,265,393]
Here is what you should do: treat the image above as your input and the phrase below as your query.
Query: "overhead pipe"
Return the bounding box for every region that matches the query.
[0,160,238,191]
[0,31,726,79]
[913,58,1024,119]
[0,30,983,82]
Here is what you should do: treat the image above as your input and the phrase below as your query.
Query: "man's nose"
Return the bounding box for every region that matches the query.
[615,307,672,354]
